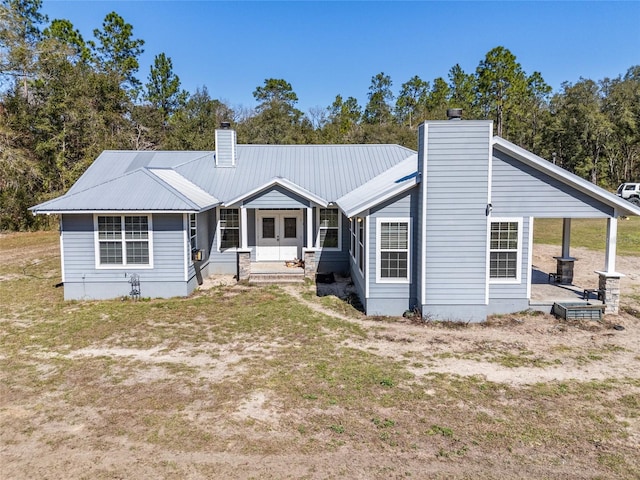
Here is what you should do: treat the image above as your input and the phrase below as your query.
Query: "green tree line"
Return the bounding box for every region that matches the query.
[1,0,639,230]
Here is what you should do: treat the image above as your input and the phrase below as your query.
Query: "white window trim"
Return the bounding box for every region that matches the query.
[59,219,66,283]
[93,214,154,269]
[187,213,200,266]
[315,207,342,251]
[189,213,198,252]
[350,218,356,258]
[217,207,240,252]
[357,216,365,275]
[488,217,523,284]
[375,217,411,284]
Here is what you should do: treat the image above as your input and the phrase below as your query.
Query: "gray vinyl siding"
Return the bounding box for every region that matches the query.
[491,150,614,218]
[415,125,425,312]
[243,186,310,209]
[423,121,492,310]
[60,213,188,300]
[350,258,366,312]
[348,218,366,311]
[207,207,243,274]
[366,188,419,315]
[315,213,350,273]
[194,211,211,258]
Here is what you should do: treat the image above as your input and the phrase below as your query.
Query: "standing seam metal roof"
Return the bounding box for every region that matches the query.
[31,144,417,213]
[175,144,417,203]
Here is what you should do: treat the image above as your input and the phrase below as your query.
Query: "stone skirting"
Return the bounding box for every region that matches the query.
[597,272,623,315]
[302,249,318,280]
[237,250,251,281]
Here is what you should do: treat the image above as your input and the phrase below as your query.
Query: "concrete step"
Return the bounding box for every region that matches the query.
[249,272,305,284]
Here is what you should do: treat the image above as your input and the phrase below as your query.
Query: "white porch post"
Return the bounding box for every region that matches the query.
[604,216,617,274]
[306,206,313,248]
[596,215,623,315]
[562,218,571,258]
[240,205,248,249]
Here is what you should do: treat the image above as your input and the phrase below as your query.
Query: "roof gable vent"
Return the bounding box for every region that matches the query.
[215,123,236,167]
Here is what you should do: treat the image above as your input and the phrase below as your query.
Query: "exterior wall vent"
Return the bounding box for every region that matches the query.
[215,124,236,167]
[446,108,463,120]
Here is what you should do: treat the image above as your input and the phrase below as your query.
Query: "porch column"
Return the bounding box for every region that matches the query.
[562,218,571,258]
[596,216,623,315]
[306,206,313,249]
[604,216,617,274]
[554,218,576,284]
[240,206,248,249]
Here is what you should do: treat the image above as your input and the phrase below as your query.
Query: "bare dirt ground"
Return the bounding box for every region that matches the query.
[2,236,639,479]
[284,244,640,386]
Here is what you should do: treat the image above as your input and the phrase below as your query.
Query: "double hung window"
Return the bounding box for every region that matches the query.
[189,213,197,251]
[318,208,340,249]
[350,218,356,257]
[219,208,240,250]
[96,215,151,267]
[358,217,365,273]
[376,218,410,282]
[489,220,521,281]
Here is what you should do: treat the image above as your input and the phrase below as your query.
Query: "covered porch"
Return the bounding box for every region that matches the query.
[529,217,622,314]
[220,177,337,282]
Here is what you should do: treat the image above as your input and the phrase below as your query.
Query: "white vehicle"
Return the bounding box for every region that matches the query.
[616,183,640,206]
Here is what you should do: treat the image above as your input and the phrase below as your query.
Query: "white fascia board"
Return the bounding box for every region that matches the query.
[337,179,418,219]
[492,137,640,217]
[33,209,204,215]
[223,177,329,207]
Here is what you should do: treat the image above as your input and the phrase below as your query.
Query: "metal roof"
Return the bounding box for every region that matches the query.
[149,168,220,210]
[336,154,419,217]
[492,137,640,217]
[31,144,416,214]
[224,177,329,207]
[31,168,219,214]
[175,144,417,203]
[66,150,214,195]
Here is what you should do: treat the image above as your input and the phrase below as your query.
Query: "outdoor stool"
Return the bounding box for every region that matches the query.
[582,288,604,302]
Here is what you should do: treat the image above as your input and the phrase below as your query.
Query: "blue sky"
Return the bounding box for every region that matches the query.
[40,1,640,114]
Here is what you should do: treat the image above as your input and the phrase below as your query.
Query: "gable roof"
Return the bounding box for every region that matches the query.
[336,154,419,217]
[32,144,417,214]
[65,150,214,195]
[30,168,219,214]
[175,144,417,203]
[492,137,640,217]
[224,176,329,207]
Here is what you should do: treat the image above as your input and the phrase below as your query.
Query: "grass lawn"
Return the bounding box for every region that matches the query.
[1,231,639,479]
[534,216,640,256]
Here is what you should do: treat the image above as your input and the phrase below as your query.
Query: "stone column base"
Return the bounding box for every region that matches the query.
[237,249,252,281]
[596,271,624,315]
[554,256,576,284]
[302,249,318,280]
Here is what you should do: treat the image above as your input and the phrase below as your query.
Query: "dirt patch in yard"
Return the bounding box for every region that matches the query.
[286,245,640,386]
[2,234,640,479]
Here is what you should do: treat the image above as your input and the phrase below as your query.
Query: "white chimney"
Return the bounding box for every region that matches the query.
[214,122,236,167]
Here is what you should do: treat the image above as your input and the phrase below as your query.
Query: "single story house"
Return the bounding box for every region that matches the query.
[31,114,640,321]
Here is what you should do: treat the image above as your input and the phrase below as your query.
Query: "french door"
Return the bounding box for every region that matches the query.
[255,210,303,261]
